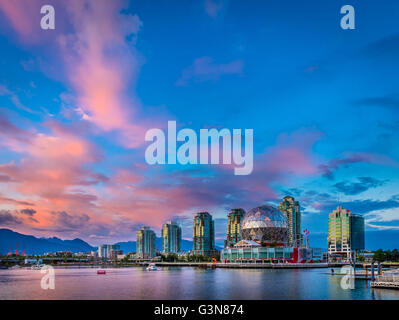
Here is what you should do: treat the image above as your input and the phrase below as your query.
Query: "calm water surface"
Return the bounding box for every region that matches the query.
[0,267,399,300]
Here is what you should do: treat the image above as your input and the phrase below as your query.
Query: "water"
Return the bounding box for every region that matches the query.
[0,267,399,300]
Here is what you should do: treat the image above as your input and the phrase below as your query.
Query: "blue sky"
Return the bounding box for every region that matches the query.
[0,0,398,249]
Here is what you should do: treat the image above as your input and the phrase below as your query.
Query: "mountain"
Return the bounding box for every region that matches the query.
[0,229,95,255]
[0,228,223,256]
[115,237,222,253]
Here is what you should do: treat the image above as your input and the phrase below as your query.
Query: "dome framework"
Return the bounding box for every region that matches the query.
[241,205,288,245]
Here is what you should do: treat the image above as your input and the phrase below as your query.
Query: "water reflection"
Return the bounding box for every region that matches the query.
[1,267,399,300]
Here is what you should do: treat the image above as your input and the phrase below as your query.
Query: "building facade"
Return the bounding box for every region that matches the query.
[278,196,302,247]
[137,226,156,259]
[162,221,182,253]
[98,244,121,259]
[221,240,322,262]
[225,208,246,248]
[193,212,216,257]
[327,206,365,260]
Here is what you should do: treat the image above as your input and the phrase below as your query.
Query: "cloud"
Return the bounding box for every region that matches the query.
[1,0,151,149]
[0,174,11,182]
[0,0,40,41]
[362,33,399,58]
[353,96,399,109]
[319,152,399,180]
[176,57,243,86]
[58,0,146,148]
[321,195,399,216]
[19,209,36,216]
[364,205,399,230]
[0,194,35,206]
[0,210,22,226]
[18,208,38,223]
[204,0,227,19]
[333,177,387,196]
[50,211,90,231]
[0,84,36,114]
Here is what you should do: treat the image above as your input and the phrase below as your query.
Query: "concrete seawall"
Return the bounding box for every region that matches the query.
[147,262,329,269]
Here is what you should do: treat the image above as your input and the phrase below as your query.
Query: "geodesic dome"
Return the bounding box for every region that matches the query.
[241,205,288,244]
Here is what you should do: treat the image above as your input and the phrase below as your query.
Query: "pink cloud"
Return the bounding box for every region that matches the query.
[58,0,146,148]
[1,0,149,148]
[0,0,38,39]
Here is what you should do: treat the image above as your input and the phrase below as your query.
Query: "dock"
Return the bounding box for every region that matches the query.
[371,273,399,289]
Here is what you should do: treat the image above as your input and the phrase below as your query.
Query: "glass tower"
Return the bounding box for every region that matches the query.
[136,226,156,258]
[328,206,365,259]
[225,208,245,248]
[193,212,215,256]
[162,221,182,253]
[278,196,302,247]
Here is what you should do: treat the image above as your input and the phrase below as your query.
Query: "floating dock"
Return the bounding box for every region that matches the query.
[371,273,399,289]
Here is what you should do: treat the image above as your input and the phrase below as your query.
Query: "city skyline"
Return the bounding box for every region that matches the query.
[0,0,399,248]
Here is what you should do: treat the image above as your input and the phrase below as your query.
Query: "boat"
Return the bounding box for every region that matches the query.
[9,265,21,270]
[31,264,45,270]
[146,263,158,271]
[97,269,106,274]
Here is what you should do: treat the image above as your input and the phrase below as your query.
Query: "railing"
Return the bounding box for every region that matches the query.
[375,275,399,283]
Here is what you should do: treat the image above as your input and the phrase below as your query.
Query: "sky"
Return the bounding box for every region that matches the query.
[0,0,398,249]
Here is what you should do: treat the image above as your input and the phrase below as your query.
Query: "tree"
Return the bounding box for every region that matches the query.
[392,249,399,262]
[373,249,385,262]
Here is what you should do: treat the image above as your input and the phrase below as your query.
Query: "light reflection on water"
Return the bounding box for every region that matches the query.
[0,267,399,300]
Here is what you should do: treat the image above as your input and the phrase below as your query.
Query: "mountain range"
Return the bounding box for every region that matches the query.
[0,228,222,255]
[0,228,95,255]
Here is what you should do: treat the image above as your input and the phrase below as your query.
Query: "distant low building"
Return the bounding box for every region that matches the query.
[98,244,121,259]
[24,258,42,264]
[56,251,73,256]
[117,254,126,260]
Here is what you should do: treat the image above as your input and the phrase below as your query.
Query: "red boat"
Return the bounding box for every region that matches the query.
[97,270,106,274]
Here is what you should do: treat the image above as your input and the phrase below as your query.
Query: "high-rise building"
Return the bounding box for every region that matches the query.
[225,208,245,248]
[328,206,365,259]
[162,221,182,253]
[98,244,121,259]
[136,226,156,258]
[193,212,216,257]
[278,196,302,247]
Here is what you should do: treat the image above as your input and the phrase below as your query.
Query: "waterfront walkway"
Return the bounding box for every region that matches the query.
[148,262,329,269]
